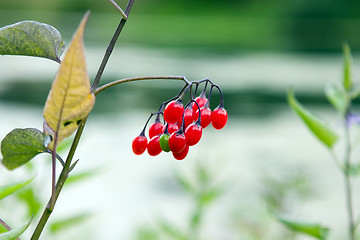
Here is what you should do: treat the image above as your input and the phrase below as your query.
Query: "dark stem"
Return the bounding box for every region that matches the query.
[343,119,355,240]
[31,1,136,239]
[0,219,20,240]
[31,120,87,240]
[91,0,135,91]
[94,75,190,95]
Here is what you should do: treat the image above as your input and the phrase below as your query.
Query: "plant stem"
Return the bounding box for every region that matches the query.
[30,120,87,240]
[91,0,135,91]
[94,75,189,95]
[31,1,135,238]
[343,119,355,240]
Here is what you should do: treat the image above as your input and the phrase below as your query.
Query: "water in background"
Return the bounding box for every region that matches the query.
[1,3,360,239]
[1,45,359,239]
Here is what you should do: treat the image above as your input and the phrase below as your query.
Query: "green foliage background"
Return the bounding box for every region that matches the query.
[1,0,360,52]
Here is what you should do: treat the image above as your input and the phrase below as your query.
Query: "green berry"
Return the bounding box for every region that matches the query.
[159,134,171,152]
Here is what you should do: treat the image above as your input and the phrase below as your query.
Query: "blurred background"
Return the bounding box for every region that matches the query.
[1,0,360,239]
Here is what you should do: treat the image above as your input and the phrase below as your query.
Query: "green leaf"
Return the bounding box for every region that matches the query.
[174,174,196,194]
[275,216,329,240]
[0,218,32,240]
[343,43,352,91]
[325,84,348,114]
[0,178,33,200]
[16,187,42,217]
[65,169,98,185]
[0,21,64,63]
[158,221,187,240]
[348,163,360,177]
[49,213,91,233]
[1,128,48,170]
[288,88,338,148]
[200,188,223,206]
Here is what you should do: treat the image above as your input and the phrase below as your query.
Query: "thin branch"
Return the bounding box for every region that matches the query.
[46,149,65,167]
[31,119,88,240]
[343,119,355,240]
[31,1,136,239]
[91,0,135,91]
[109,0,128,19]
[94,75,190,95]
[0,219,20,240]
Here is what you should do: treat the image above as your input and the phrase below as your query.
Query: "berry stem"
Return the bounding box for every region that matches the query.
[185,99,201,124]
[211,84,225,108]
[94,76,190,96]
[140,112,162,137]
[91,0,135,91]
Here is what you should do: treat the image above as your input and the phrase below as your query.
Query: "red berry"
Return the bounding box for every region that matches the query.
[173,145,189,160]
[192,96,208,113]
[164,100,184,124]
[163,122,180,135]
[185,123,202,146]
[182,107,194,129]
[147,135,162,156]
[212,107,228,130]
[149,122,164,139]
[195,107,212,128]
[132,135,148,155]
[169,131,186,153]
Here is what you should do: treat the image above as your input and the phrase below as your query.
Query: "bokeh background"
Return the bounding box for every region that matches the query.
[1,0,360,239]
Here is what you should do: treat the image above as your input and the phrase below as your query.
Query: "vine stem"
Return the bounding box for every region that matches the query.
[91,0,134,91]
[30,0,135,239]
[30,119,87,240]
[94,75,189,95]
[343,118,355,240]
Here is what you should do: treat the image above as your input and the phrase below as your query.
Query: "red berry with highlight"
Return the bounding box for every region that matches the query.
[149,122,164,139]
[185,123,202,146]
[173,145,189,160]
[163,122,180,135]
[147,135,162,156]
[164,100,184,124]
[132,135,148,155]
[212,107,228,130]
[192,96,208,113]
[182,107,194,129]
[169,131,186,153]
[195,107,212,128]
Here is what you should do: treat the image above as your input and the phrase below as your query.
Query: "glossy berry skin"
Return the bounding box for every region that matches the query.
[192,96,208,113]
[164,100,184,124]
[147,135,162,156]
[149,122,164,139]
[163,122,179,135]
[173,145,189,160]
[182,108,194,129]
[169,131,186,153]
[212,107,228,130]
[132,135,148,155]
[159,134,171,152]
[185,123,202,146]
[195,107,212,128]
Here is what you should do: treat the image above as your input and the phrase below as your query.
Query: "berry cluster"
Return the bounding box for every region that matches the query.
[132,79,227,160]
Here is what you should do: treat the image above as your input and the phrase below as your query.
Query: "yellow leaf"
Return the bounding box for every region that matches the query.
[43,12,95,150]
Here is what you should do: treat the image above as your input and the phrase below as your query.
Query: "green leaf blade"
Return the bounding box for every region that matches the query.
[0,218,32,240]
[325,84,348,115]
[49,213,91,234]
[343,43,352,92]
[1,128,47,170]
[0,178,33,200]
[0,21,65,62]
[288,88,338,148]
[276,216,329,240]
